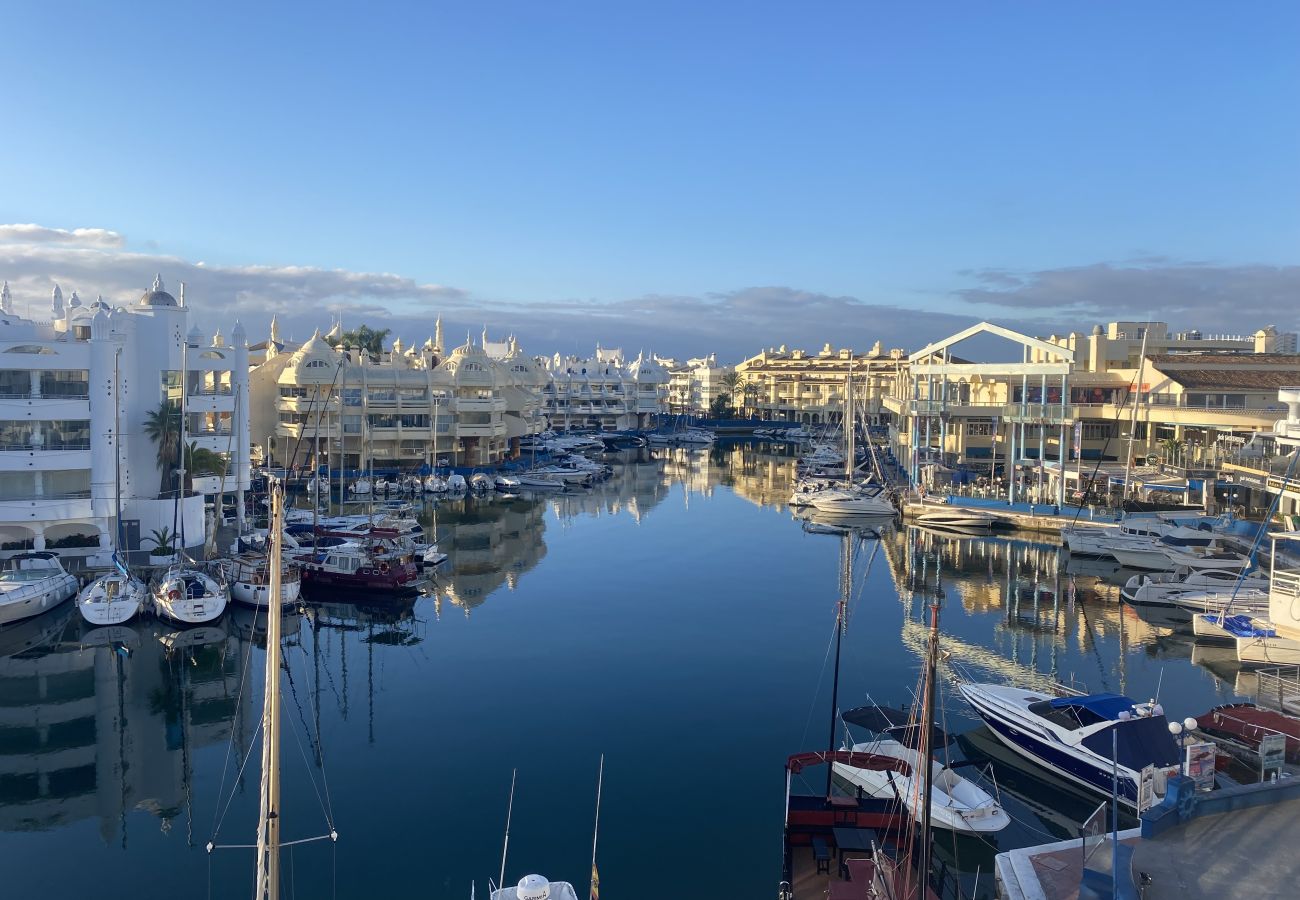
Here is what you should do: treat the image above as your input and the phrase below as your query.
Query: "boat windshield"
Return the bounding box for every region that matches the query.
[1080,717,1181,769]
[0,569,55,583]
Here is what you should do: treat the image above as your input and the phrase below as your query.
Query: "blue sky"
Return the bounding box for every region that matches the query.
[1,1,1297,358]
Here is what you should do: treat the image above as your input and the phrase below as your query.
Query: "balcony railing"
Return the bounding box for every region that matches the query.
[0,389,91,400]
[0,441,92,451]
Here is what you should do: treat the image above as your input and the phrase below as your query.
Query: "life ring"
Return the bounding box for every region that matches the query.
[168,589,181,601]
[380,562,390,573]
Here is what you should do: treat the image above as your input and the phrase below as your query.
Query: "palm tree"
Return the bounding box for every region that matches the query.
[184,443,228,491]
[1159,437,1186,465]
[325,325,390,358]
[146,526,176,557]
[143,400,181,496]
[719,371,743,416]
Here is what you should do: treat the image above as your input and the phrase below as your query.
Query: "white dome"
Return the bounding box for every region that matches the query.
[516,875,551,900]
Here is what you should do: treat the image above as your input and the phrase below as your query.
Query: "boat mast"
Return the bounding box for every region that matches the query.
[113,348,125,564]
[254,478,285,900]
[917,598,940,896]
[845,356,855,486]
[1121,325,1151,501]
[173,340,188,557]
[825,530,850,798]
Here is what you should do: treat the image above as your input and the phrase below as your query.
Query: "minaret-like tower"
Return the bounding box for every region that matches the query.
[269,314,281,345]
[0,281,11,315]
[51,283,65,318]
[434,315,444,354]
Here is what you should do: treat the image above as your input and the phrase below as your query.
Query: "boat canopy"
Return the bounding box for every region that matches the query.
[786,750,912,777]
[1047,693,1136,722]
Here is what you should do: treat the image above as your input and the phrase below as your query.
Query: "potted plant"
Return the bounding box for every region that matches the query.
[147,527,178,565]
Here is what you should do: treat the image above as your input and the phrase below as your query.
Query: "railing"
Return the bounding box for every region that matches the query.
[0,489,92,500]
[0,441,92,451]
[190,387,233,396]
[1255,666,1300,715]
[1274,570,1300,599]
[0,390,90,400]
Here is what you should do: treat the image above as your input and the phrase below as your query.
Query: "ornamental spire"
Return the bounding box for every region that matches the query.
[0,281,10,314]
[52,283,65,317]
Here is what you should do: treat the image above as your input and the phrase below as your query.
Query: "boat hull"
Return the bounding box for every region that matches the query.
[229,576,301,608]
[77,574,146,626]
[0,576,78,626]
[298,562,420,593]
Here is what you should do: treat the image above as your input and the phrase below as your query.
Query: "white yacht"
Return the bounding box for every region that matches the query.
[152,564,229,624]
[0,552,78,626]
[77,565,148,626]
[424,475,448,493]
[809,488,895,517]
[958,683,1181,809]
[832,706,1010,834]
[914,502,996,531]
[1122,567,1267,605]
[349,478,373,496]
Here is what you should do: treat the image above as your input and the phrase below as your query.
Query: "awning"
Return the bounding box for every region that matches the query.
[786,750,912,776]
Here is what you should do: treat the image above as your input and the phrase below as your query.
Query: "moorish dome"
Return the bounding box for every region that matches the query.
[138,273,178,307]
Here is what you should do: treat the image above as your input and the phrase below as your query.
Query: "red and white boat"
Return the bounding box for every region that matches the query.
[291,540,420,593]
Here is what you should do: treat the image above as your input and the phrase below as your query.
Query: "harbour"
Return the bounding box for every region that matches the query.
[2,440,1292,898]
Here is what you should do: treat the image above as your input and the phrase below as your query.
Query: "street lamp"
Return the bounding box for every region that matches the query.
[1167,717,1200,775]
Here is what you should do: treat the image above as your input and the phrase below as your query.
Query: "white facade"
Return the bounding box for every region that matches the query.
[541,346,669,430]
[665,354,732,415]
[250,326,548,471]
[0,277,250,560]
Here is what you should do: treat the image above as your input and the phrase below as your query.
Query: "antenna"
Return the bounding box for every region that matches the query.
[498,769,517,893]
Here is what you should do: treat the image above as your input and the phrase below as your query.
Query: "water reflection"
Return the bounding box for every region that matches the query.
[0,605,254,842]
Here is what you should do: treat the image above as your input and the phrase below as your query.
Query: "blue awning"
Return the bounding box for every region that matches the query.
[1049,692,1136,721]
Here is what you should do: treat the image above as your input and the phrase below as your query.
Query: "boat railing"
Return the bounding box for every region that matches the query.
[1255,666,1300,714]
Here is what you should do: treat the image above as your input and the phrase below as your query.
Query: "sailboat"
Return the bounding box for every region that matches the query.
[79,350,148,626]
[780,529,951,900]
[151,345,230,624]
[808,361,895,518]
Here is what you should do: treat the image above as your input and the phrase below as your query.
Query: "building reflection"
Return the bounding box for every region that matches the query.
[880,526,1173,696]
[0,605,255,843]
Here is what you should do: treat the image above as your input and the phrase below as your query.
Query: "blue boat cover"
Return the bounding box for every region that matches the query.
[1049,693,1136,721]
[1215,615,1277,638]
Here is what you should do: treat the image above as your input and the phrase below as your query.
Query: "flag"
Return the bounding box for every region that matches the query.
[590,864,599,900]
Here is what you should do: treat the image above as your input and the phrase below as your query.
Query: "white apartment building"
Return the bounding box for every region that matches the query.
[736,341,906,425]
[664,354,732,415]
[540,346,669,431]
[250,323,548,471]
[0,277,250,560]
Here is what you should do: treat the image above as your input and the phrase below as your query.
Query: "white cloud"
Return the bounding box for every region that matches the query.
[0,224,124,247]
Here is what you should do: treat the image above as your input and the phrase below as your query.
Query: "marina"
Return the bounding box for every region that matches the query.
[1,440,1295,898]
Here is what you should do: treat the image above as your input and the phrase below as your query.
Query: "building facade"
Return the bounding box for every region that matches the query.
[734,341,906,425]
[540,346,669,430]
[664,354,732,415]
[0,277,250,559]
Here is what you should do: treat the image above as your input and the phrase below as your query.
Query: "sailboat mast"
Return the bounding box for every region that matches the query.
[113,349,124,557]
[845,357,855,484]
[255,478,284,900]
[917,598,940,896]
[1122,325,1151,500]
[824,531,850,798]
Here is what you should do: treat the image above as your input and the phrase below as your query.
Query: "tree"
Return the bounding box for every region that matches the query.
[325,325,390,358]
[1159,437,1185,465]
[146,526,176,556]
[708,393,734,419]
[720,371,743,414]
[143,400,181,496]
[184,442,228,491]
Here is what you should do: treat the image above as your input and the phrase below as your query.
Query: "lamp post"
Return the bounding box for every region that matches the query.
[1168,717,1201,776]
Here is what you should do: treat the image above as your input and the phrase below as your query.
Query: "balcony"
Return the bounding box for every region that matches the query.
[0,447,93,472]
[0,496,94,523]
[454,398,507,413]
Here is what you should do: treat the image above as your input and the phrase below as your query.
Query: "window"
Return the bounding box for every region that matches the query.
[0,420,92,451]
[304,359,330,369]
[966,422,994,436]
[1082,423,1114,440]
[161,370,182,402]
[3,345,55,355]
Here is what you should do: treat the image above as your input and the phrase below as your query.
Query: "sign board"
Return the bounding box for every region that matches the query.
[1073,420,1083,457]
[1260,733,1287,779]
[1186,743,1217,793]
[1137,765,1156,813]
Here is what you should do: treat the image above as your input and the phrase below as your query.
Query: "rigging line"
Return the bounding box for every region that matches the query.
[290,641,337,820]
[283,650,324,774]
[283,679,337,829]
[209,590,266,836]
[797,615,842,752]
[210,722,266,842]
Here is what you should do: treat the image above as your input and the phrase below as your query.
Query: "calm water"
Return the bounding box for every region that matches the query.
[0,443,1249,898]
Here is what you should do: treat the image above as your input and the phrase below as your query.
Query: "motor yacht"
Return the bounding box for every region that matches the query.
[957,683,1181,808]
[0,552,78,625]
